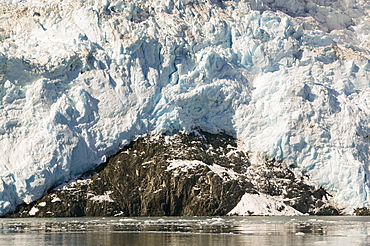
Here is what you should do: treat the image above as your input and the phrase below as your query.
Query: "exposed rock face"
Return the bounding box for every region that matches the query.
[353,207,370,216]
[8,132,340,217]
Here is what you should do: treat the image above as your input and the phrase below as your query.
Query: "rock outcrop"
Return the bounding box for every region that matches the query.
[353,207,370,216]
[8,132,340,217]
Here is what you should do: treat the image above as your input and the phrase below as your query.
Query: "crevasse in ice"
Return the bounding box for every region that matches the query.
[0,0,369,215]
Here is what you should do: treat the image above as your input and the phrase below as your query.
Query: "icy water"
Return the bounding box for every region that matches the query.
[1,216,370,245]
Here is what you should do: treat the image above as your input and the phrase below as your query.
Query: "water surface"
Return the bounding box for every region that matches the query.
[1,216,370,245]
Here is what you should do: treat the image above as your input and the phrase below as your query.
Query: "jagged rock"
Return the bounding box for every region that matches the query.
[353,207,370,216]
[7,131,340,217]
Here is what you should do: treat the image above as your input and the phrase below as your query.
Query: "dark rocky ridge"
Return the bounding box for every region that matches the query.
[353,207,370,216]
[8,131,340,217]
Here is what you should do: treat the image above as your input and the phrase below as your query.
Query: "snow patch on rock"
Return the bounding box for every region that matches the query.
[51,196,61,203]
[167,159,239,181]
[228,193,303,216]
[28,207,39,216]
[88,191,114,203]
[38,202,46,207]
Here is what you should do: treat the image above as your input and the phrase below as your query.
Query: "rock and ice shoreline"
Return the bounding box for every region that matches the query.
[7,132,340,217]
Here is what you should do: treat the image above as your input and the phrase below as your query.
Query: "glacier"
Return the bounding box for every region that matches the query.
[0,0,370,215]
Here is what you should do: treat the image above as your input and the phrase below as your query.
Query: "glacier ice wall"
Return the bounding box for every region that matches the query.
[0,0,370,214]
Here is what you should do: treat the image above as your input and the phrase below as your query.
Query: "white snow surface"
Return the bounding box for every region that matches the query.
[38,202,46,207]
[228,193,303,216]
[88,191,114,203]
[0,0,370,215]
[28,207,39,216]
[167,159,239,180]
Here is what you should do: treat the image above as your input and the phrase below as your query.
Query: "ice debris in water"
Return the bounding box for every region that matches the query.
[0,0,370,215]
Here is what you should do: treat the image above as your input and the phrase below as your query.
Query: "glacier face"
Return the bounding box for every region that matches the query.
[0,0,369,215]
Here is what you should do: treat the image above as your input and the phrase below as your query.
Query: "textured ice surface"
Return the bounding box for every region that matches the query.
[0,0,370,215]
